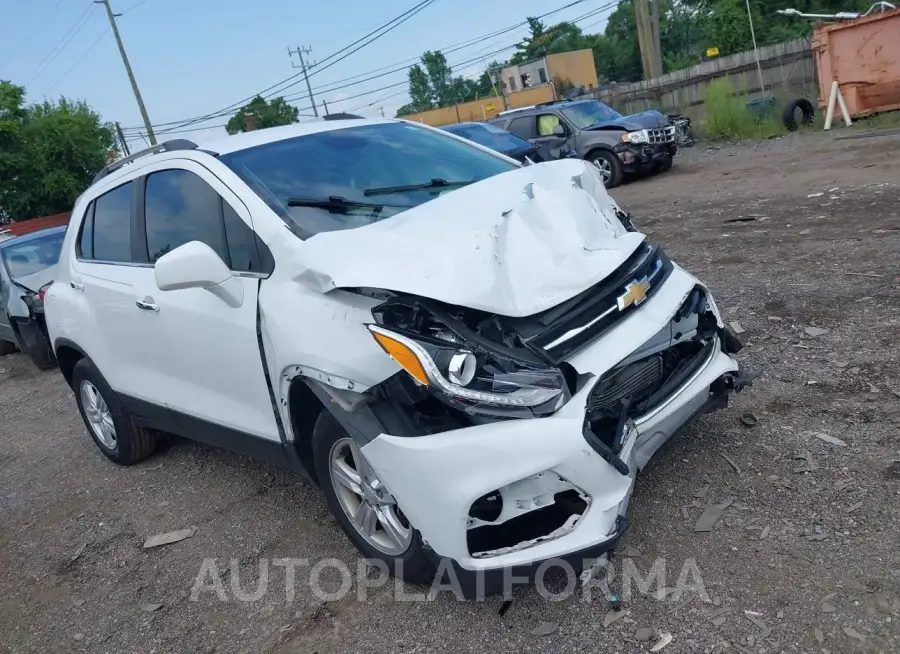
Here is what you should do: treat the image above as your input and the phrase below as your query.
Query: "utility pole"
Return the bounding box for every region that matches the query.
[380,106,385,118]
[114,122,131,157]
[288,46,319,117]
[322,99,330,115]
[634,0,663,79]
[95,0,156,145]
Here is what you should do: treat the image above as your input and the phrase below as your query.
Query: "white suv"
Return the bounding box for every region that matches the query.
[46,117,750,594]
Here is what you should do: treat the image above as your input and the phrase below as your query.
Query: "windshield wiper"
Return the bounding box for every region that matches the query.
[363,178,474,197]
[286,196,413,212]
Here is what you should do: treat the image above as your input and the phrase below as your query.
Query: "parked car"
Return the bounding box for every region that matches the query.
[441,122,546,164]
[0,225,65,368]
[45,119,749,596]
[489,100,677,188]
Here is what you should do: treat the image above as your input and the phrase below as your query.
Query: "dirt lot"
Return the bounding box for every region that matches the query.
[1,129,898,654]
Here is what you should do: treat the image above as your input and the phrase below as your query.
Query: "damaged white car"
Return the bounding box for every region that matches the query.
[45,117,750,595]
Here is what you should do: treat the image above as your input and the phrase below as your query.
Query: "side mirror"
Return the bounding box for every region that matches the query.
[155,241,244,308]
[552,124,566,137]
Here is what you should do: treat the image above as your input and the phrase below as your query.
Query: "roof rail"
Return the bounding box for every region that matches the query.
[93,139,200,183]
[498,105,535,116]
[322,112,364,121]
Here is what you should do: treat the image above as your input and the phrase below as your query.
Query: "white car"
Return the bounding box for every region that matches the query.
[46,117,749,595]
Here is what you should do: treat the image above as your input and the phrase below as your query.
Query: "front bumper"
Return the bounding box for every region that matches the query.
[615,141,677,173]
[362,266,741,574]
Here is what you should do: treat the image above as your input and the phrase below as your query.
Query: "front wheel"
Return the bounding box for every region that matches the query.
[312,411,435,583]
[657,154,673,172]
[588,150,624,189]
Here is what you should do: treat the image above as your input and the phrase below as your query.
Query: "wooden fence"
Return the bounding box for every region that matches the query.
[584,37,817,115]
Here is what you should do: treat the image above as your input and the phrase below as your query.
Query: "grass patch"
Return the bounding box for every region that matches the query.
[699,77,785,141]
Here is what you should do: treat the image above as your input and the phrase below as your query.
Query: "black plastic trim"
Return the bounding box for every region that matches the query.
[93,139,200,183]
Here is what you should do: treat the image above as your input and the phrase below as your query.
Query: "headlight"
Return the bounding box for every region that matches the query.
[622,130,648,144]
[367,323,569,417]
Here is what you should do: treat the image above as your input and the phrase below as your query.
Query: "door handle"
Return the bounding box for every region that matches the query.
[135,299,159,312]
[70,280,84,290]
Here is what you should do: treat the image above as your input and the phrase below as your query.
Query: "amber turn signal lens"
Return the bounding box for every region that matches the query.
[371,331,430,386]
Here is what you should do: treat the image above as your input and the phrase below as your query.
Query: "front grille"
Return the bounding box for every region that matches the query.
[647,126,676,144]
[518,243,673,363]
[588,355,664,415]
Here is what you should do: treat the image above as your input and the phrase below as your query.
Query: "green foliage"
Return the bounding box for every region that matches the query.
[0,80,115,223]
[401,51,494,115]
[226,96,299,134]
[701,77,783,140]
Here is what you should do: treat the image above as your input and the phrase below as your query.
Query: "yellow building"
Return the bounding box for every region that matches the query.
[499,49,599,95]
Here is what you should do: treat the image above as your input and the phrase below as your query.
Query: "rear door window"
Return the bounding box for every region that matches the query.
[507,116,537,140]
[92,183,134,263]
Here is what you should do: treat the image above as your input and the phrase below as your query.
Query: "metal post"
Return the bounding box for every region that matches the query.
[289,46,319,117]
[745,0,766,94]
[323,99,329,115]
[96,0,156,144]
[115,121,131,157]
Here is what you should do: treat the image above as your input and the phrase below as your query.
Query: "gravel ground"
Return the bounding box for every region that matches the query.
[1,129,899,653]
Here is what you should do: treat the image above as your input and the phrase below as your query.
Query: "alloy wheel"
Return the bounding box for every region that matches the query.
[80,381,117,449]
[592,157,613,185]
[328,437,412,555]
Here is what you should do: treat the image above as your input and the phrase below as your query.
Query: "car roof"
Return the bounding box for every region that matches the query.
[0,225,67,248]
[499,100,597,117]
[204,117,399,155]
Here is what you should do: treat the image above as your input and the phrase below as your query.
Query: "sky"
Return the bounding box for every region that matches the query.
[1,0,612,148]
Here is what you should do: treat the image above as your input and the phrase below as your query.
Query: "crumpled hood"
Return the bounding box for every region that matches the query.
[291,159,645,318]
[589,109,670,132]
[11,266,56,294]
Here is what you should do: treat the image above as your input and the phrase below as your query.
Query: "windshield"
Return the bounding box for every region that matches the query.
[443,123,533,155]
[560,102,623,129]
[220,122,518,238]
[0,231,65,281]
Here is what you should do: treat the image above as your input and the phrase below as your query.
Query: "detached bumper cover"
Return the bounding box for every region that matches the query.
[361,266,741,572]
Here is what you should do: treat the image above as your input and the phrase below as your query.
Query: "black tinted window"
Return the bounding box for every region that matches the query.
[93,183,134,262]
[507,117,536,140]
[144,170,228,264]
[78,202,94,259]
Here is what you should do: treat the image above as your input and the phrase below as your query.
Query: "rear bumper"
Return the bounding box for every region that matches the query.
[361,266,745,583]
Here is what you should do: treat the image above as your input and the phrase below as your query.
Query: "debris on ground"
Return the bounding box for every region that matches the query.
[804,326,829,337]
[693,484,710,499]
[634,627,655,642]
[807,192,824,198]
[70,543,87,562]
[719,452,742,474]
[498,599,512,617]
[142,527,198,549]
[602,609,626,628]
[760,525,770,540]
[531,621,558,637]
[846,501,863,513]
[650,632,673,651]
[739,412,758,427]
[729,321,745,334]
[821,593,837,613]
[694,497,734,532]
[807,432,847,447]
[793,452,818,473]
[814,628,825,644]
[744,611,773,639]
[619,546,642,558]
[141,603,164,612]
[843,626,866,643]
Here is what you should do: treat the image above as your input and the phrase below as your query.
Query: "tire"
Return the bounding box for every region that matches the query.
[0,338,17,356]
[71,358,158,465]
[11,320,56,370]
[587,149,624,189]
[657,155,673,172]
[312,411,436,583]
[782,98,815,131]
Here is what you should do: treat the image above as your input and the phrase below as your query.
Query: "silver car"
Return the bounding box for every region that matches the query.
[0,226,66,369]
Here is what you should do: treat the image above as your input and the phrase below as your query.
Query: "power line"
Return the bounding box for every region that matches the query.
[150,0,440,134]
[42,27,110,95]
[25,2,97,84]
[3,0,66,70]
[123,0,151,13]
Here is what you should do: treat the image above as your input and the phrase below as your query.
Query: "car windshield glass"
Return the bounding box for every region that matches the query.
[443,123,533,155]
[0,231,65,280]
[561,102,623,129]
[220,122,518,238]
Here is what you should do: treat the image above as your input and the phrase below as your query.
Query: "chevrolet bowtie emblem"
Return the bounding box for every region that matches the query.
[617,278,651,310]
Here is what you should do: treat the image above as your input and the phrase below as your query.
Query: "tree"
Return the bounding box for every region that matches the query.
[399,50,496,116]
[226,95,299,134]
[0,80,115,223]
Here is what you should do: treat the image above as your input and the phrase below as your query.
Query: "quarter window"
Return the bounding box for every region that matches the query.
[77,202,95,259]
[92,183,134,263]
[507,116,536,140]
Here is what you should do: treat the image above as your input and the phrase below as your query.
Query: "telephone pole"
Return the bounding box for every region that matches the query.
[288,46,319,117]
[95,0,156,144]
[634,0,663,79]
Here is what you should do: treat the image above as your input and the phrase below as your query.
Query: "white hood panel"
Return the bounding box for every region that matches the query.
[291,159,645,318]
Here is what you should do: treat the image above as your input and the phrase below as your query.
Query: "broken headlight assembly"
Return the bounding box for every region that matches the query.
[367,302,570,418]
